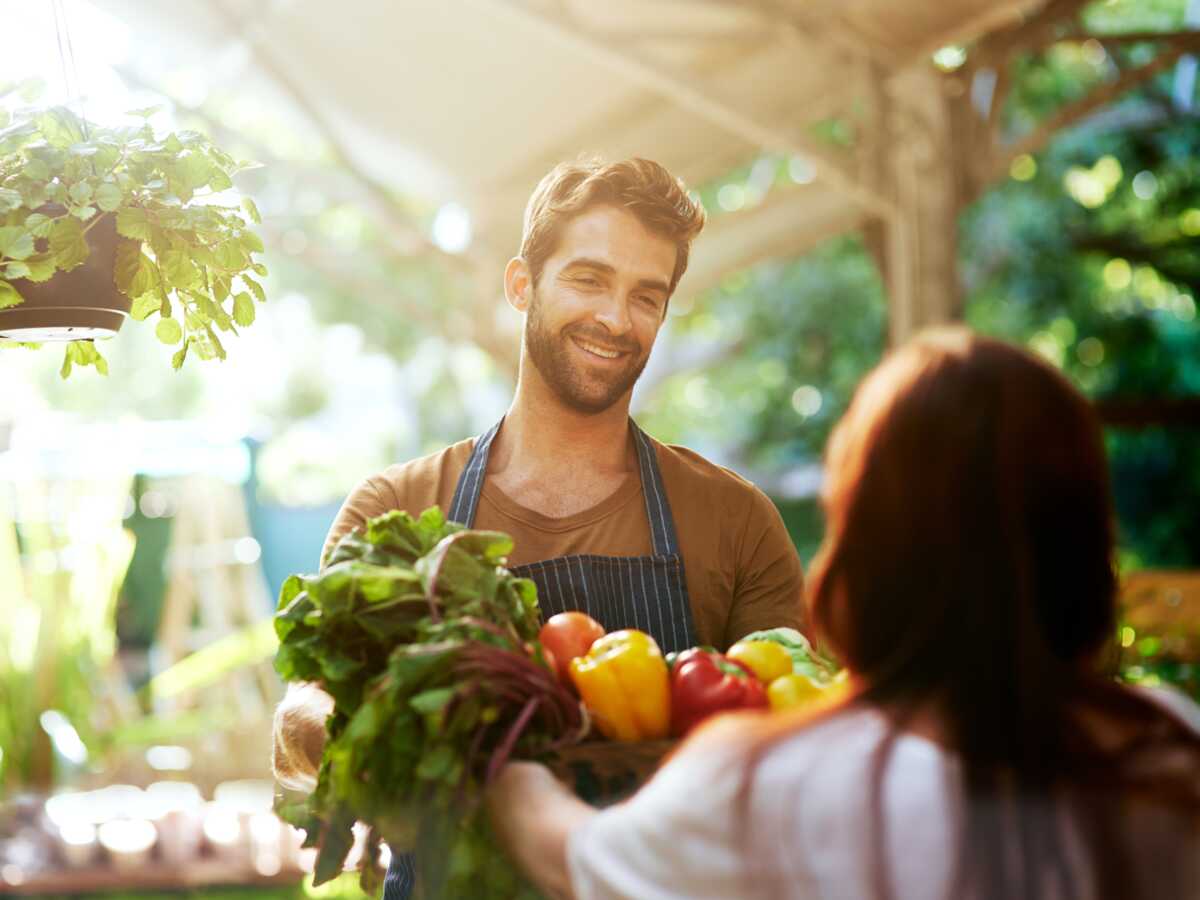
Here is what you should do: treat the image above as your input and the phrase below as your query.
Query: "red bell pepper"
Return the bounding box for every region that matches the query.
[669,648,768,736]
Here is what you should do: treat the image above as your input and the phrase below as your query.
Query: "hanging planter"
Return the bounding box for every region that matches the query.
[0,105,267,377]
[0,202,128,341]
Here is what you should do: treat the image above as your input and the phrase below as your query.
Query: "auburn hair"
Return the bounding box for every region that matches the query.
[740,328,1200,900]
[520,157,706,295]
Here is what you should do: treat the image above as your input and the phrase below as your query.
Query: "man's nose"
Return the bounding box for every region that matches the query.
[593,293,633,337]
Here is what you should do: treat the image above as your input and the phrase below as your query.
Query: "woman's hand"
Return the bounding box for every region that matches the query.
[486,762,596,900]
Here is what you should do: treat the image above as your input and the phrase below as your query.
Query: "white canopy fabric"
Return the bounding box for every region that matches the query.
[87,0,1044,301]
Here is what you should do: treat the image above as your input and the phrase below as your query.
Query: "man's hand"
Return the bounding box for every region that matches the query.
[271,682,334,793]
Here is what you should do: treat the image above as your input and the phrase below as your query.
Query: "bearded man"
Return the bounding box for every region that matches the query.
[272,157,805,898]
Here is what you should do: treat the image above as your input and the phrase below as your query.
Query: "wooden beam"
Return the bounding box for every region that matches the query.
[205,0,476,272]
[971,0,1097,69]
[728,0,903,69]
[880,67,963,345]
[472,0,897,221]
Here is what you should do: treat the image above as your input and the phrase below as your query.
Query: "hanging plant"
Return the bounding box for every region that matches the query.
[0,104,267,376]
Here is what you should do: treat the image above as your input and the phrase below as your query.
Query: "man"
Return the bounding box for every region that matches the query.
[273,157,804,896]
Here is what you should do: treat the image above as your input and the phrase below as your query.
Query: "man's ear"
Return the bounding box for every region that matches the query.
[505,257,533,313]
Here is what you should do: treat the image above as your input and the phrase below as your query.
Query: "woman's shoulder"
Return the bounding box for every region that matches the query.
[1129,683,1200,733]
[667,704,944,799]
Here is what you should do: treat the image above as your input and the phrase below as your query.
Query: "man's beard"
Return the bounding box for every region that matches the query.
[524,289,648,415]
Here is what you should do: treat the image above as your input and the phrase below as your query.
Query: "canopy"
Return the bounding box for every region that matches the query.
[86,0,1197,340]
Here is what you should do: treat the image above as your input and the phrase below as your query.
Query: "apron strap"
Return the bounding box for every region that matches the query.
[447,418,680,557]
[630,423,679,557]
[447,419,503,525]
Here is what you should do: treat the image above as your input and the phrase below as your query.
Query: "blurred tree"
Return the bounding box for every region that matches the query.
[643,0,1200,570]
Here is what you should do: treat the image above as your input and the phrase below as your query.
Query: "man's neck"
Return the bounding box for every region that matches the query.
[489,369,635,482]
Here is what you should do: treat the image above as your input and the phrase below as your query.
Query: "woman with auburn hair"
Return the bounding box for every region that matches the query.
[487,328,1200,900]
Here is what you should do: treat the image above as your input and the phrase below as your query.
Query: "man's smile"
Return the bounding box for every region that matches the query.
[569,334,630,362]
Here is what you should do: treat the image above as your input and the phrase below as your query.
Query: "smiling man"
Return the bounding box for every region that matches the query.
[272,157,805,898]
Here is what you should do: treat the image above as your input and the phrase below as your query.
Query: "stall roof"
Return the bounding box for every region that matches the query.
[88,0,1045,297]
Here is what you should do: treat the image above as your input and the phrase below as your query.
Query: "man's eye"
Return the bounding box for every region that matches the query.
[636,295,660,308]
[576,276,600,287]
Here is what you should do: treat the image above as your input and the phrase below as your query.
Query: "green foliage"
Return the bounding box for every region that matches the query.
[0,103,267,376]
[275,508,570,899]
[963,61,1200,567]
[0,479,135,795]
[641,234,887,471]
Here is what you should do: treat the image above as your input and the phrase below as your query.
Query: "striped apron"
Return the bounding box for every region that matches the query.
[382,418,698,899]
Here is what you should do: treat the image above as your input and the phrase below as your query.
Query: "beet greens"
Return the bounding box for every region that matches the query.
[273,507,582,898]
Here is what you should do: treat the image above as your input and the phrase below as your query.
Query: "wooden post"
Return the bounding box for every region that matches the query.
[872,65,964,346]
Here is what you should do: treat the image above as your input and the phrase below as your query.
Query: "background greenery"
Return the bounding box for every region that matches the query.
[1,0,1197,896]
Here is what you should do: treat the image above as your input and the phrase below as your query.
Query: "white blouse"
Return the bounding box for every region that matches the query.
[566,687,1200,900]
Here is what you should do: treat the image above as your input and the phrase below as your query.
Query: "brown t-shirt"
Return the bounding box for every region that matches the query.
[321,436,804,650]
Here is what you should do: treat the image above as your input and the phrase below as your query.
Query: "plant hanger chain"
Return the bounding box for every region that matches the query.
[51,0,89,139]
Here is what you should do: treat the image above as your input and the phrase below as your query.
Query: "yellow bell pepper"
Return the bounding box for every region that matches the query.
[766,672,826,711]
[727,640,793,684]
[569,629,670,741]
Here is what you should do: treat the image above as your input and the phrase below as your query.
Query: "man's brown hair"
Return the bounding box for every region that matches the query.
[520,157,707,296]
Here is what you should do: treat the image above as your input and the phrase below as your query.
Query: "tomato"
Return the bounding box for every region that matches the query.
[727,640,793,684]
[538,612,606,685]
[766,673,826,711]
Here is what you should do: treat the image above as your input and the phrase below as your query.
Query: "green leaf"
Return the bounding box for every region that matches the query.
[239,230,265,255]
[180,151,214,190]
[48,216,88,270]
[232,291,255,327]
[208,170,233,192]
[416,744,457,781]
[23,213,53,238]
[0,188,21,212]
[92,142,120,171]
[57,340,107,378]
[313,812,357,887]
[22,158,50,181]
[155,317,183,344]
[4,262,30,279]
[21,253,57,282]
[114,239,156,299]
[214,241,246,271]
[70,205,97,221]
[130,294,160,320]
[160,250,202,289]
[94,182,122,212]
[242,196,262,224]
[126,105,162,119]
[209,325,226,359]
[113,240,140,293]
[0,280,25,309]
[36,108,85,149]
[81,340,108,376]
[0,227,35,261]
[190,244,219,269]
[171,340,189,370]
[242,275,266,303]
[116,206,152,240]
[410,687,456,715]
[68,181,93,204]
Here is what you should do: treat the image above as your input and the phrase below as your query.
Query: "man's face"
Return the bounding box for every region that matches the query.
[522,205,676,415]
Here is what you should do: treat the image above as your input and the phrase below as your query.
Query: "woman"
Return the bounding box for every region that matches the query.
[487,328,1200,900]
